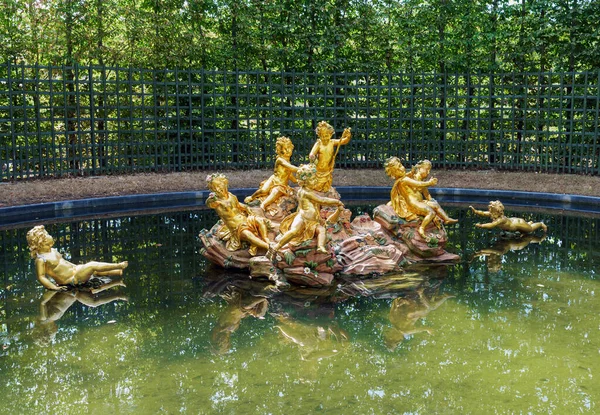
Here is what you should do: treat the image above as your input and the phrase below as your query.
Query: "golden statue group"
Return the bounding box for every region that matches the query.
[27,121,547,291]
[198,120,547,288]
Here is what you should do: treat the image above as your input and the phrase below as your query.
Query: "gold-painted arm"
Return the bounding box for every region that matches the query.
[35,260,65,291]
[305,191,343,207]
[403,176,437,189]
[277,157,299,172]
[470,206,491,217]
[476,219,504,229]
[338,127,351,145]
[309,141,320,162]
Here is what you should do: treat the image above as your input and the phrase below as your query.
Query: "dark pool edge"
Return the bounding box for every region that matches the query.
[1,187,599,228]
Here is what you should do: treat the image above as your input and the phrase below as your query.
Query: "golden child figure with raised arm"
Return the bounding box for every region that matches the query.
[244,136,299,213]
[206,173,271,256]
[26,225,128,291]
[470,200,548,234]
[272,164,344,254]
[309,121,351,192]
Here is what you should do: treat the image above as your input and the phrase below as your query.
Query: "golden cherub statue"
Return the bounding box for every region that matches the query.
[206,173,271,255]
[26,225,128,291]
[470,200,548,234]
[384,157,457,238]
[308,121,351,192]
[244,136,298,213]
[272,164,344,254]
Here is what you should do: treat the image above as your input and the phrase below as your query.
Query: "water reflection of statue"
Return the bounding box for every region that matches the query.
[273,164,344,254]
[470,201,548,234]
[275,314,349,361]
[474,234,546,273]
[206,173,272,256]
[308,121,351,192]
[384,157,457,238]
[244,136,299,214]
[210,287,269,355]
[26,225,128,291]
[383,287,452,351]
[32,281,127,346]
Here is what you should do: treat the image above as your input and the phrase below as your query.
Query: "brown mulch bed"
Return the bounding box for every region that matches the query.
[1,169,599,207]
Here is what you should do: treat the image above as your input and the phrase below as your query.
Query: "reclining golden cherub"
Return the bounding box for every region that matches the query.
[384,157,458,238]
[470,200,547,234]
[244,136,299,213]
[26,225,128,291]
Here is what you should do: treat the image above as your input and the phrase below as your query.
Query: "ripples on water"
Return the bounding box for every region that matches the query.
[1,206,599,414]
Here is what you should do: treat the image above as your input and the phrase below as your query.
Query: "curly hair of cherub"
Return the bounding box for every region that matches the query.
[26,225,49,258]
[315,121,334,138]
[488,200,505,217]
[384,156,402,171]
[275,136,293,154]
[296,163,317,183]
[206,173,228,189]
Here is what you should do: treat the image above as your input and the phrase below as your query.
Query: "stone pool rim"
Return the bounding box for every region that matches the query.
[1,186,599,228]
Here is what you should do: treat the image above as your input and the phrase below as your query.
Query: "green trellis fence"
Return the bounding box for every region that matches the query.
[1,62,599,180]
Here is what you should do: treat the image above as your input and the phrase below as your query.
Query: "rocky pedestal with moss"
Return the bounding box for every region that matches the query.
[199,196,458,287]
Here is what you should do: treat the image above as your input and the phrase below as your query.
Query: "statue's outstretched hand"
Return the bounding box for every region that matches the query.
[341,127,351,140]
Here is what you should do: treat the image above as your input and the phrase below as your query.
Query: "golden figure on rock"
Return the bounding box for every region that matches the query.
[26,225,128,291]
[384,157,457,238]
[272,164,344,254]
[200,122,461,285]
[309,121,351,192]
[244,136,298,213]
[206,173,271,256]
[470,200,548,234]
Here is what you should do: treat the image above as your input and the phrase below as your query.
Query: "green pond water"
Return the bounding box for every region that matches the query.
[1,206,599,414]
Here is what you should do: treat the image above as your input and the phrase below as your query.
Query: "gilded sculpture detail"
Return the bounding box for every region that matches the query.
[385,157,458,239]
[308,121,351,193]
[27,225,128,291]
[200,121,461,287]
[244,136,299,214]
[470,200,547,234]
[206,173,271,256]
[272,164,344,254]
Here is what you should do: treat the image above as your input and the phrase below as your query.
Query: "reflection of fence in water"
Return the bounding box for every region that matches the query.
[1,207,599,338]
[445,208,600,283]
[0,210,220,345]
[0,209,217,288]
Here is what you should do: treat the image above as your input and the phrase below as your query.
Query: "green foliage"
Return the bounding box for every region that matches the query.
[1,0,599,72]
[427,237,439,248]
[294,249,312,258]
[303,260,318,270]
[283,251,296,266]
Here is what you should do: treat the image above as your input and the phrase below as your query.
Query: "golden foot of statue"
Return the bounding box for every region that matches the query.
[316,246,328,254]
[446,218,459,225]
[119,261,129,269]
[266,244,278,260]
